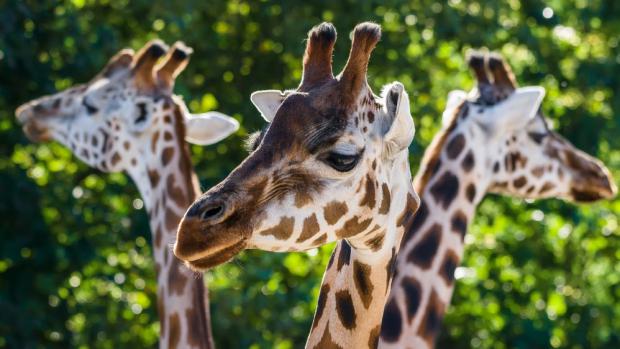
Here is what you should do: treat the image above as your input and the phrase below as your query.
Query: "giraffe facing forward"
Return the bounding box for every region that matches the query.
[379,52,616,349]
[16,40,239,348]
[175,22,420,348]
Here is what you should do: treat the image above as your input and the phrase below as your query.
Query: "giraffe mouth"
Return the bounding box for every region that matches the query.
[21,120,53,142]
[184,239,247,271]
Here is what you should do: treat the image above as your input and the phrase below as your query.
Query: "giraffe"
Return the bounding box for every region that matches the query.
[378,51,617,349]
[174,22,420,348]
[15,40,240,349]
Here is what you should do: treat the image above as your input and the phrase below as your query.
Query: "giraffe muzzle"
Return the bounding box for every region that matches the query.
[175,192,251,270]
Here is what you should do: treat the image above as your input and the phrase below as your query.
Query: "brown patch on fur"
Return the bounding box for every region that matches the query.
[407,223,442,269]
[312,233,327,245]
[439,249,460,286]
[165,207,181,231]
[513,176,527,189]
[429,171,460,209]
[414,102,464,193]
[337,241,352,271]
[451,210,468,240]
[259,216,295,240]
[505,151,527,172]
[154,224,163,249]
[168,312,181,349]
[416,289,445,347]
[312,284,330,329]
[296,214,320,242]
[539,182,555,194]
[531,165,545,177]
[324,201,348,225]
[368,325,380,348]
[164,131,173,141]
[335,216,372,238]
[148,169,160,188]
[314,321,343,349]
[161,146,174,166]
[167,258,189,296]
[157,289,166,336]
[185,306,204,347]
[353,260,374,309]
[359,174,376,209]
[401,276,422,323]
[335,289,356,329]
[465,183,476,202]
[110,152,121,166]
[445,133,465,159]
[461,150,475,172]
[397,192,418,228]
[378,183,391,214]
[151,131,160,153]
[167,174,187,208]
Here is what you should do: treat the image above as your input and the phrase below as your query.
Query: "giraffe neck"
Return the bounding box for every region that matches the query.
[127,105,214,349]
[306,151,417,349]
[379,112,487,349]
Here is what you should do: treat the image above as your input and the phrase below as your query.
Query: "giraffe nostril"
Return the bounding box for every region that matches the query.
[201,202,226,222]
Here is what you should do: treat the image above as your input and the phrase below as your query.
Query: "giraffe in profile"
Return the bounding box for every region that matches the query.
[175,22,420,348]
[16,40,239,348]
[379,51,616,349]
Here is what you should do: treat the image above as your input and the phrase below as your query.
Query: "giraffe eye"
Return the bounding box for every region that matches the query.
[83,99,98,115]
[323,152,360,172]
[135,103,148,124]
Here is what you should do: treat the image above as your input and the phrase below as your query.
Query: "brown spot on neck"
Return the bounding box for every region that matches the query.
[167,257,189,296]
[414,102,465,193]
[353,260,374,309]
[313,321,343,349]
[416,289,445,347]
[407,223,442,269]
[335,289,356,329]
[168,312,181,349]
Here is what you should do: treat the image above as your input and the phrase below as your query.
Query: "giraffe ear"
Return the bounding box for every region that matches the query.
[381,82,415,157]
[491,86,545,131]
[184,112,239,145]
[250,90,285,122]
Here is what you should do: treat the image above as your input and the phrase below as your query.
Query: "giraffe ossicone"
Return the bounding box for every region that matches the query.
[379,51,616,349]
[16,40,239,349]
[175,22,420,348]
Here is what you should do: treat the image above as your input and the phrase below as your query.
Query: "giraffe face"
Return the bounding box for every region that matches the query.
[16,41,238,173]
[446,88,616,203]
[439,51,617,203]
[175,22,418,270]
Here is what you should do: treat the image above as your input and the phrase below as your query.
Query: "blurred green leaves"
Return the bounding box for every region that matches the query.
[1,0,619,348]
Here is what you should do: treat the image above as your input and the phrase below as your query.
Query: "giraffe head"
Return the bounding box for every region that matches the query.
[175,22,418,270]
[431,51,616,203]
[15,40,238,174]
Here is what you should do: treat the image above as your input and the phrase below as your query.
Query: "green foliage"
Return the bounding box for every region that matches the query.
[1,0,619,348]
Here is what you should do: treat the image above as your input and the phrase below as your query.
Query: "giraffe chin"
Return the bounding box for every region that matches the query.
[184,239,247,271]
